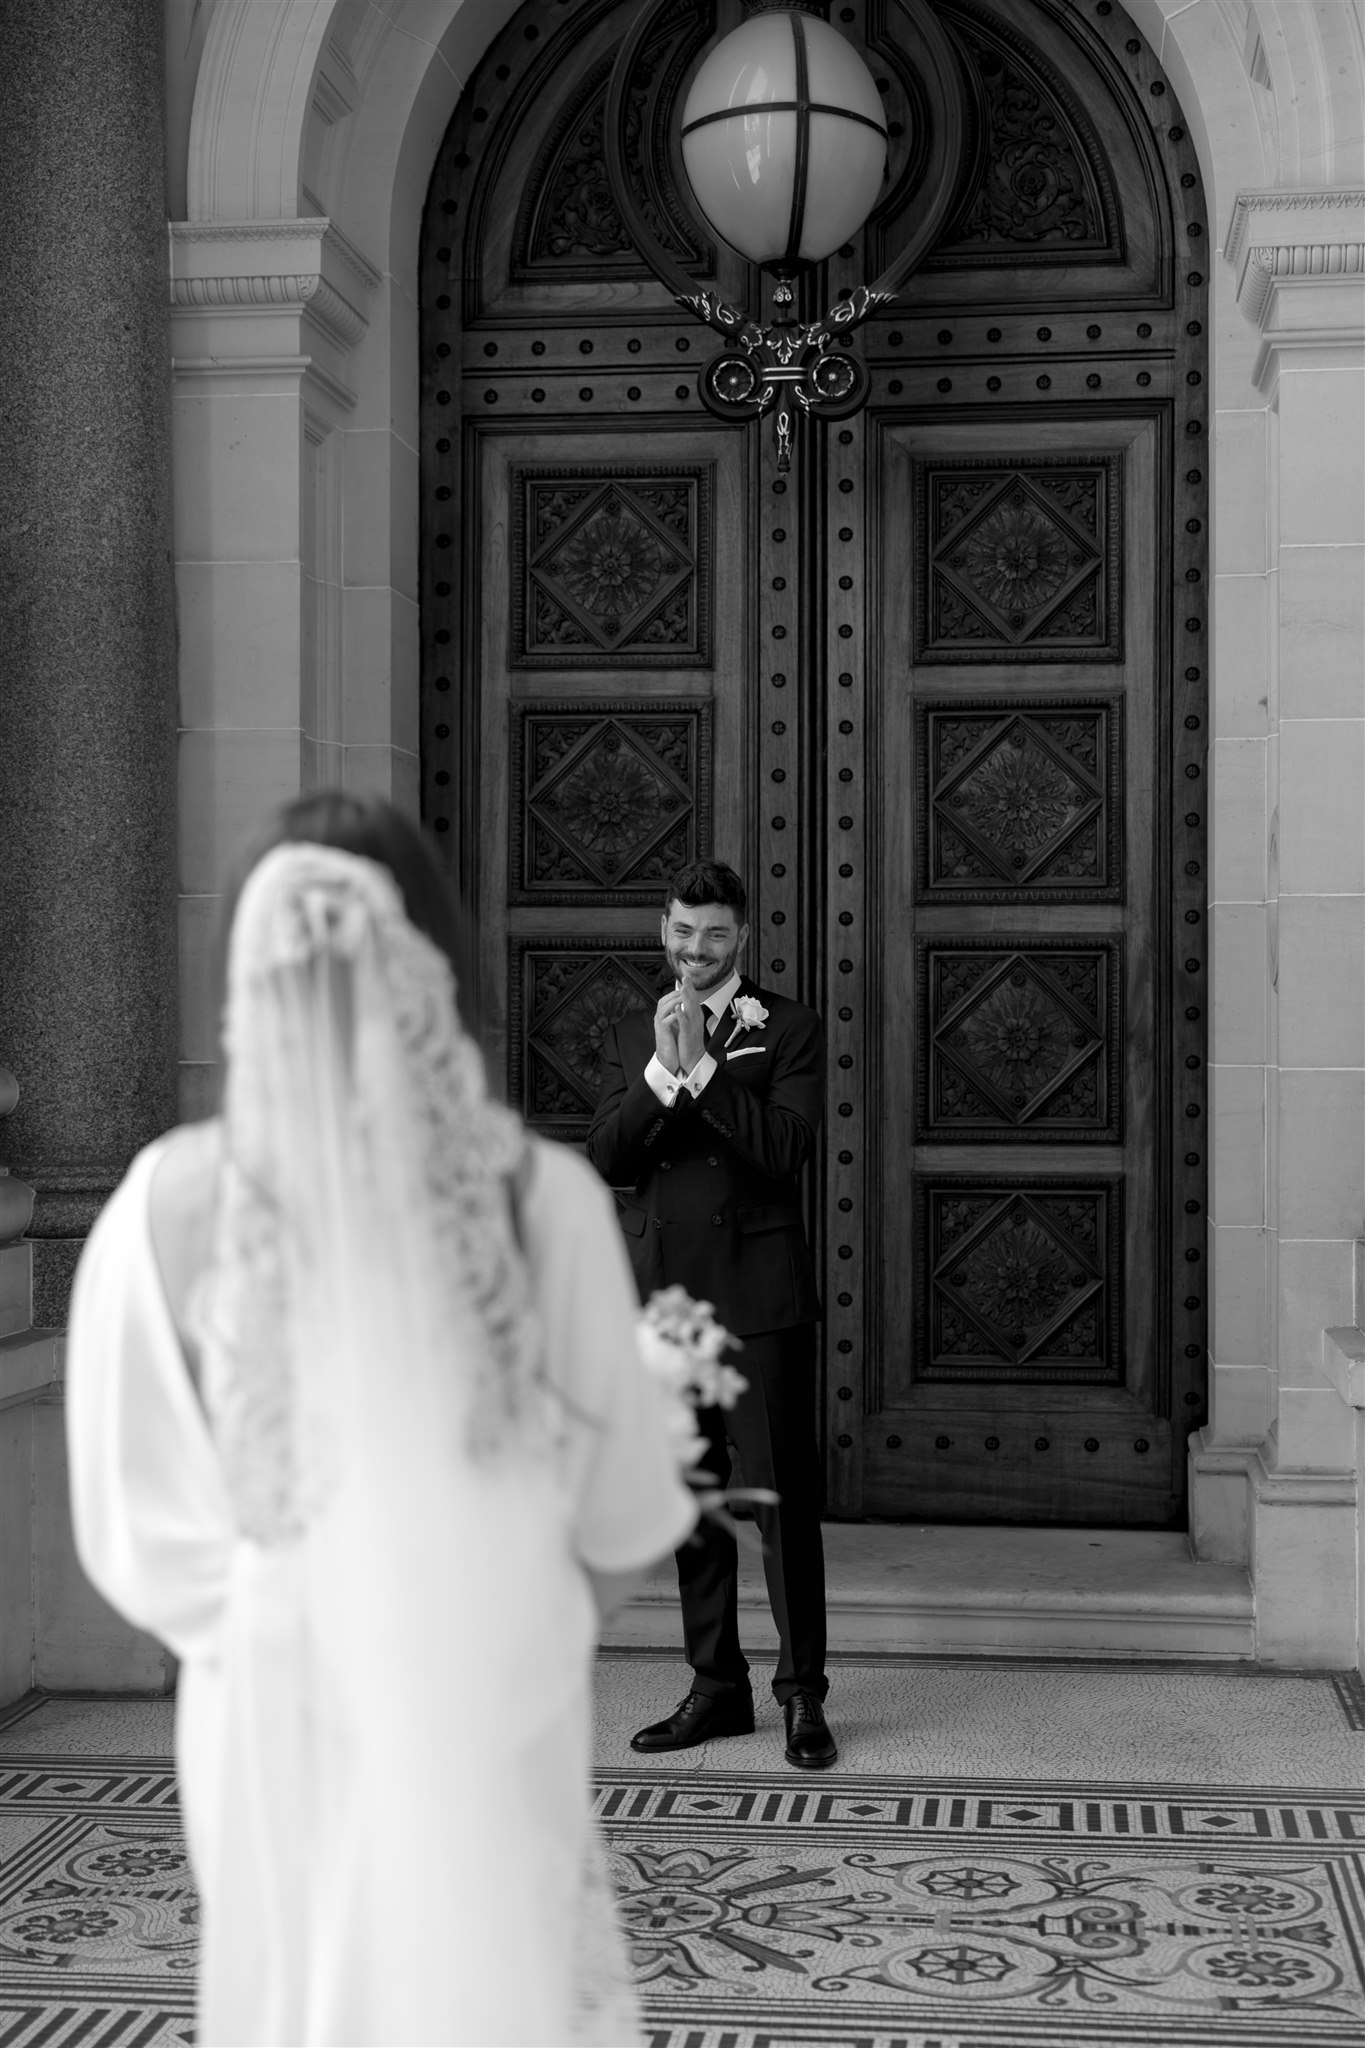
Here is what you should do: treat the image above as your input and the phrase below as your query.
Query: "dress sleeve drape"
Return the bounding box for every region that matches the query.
[65,1140,237,1665]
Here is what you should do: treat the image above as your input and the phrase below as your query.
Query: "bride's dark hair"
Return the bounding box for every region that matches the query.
[217,792,480,1038]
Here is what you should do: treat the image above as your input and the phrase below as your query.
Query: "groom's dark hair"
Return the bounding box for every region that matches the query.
[664,859,747,919]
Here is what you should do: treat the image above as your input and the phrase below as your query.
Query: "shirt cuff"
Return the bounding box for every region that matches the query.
[678,1050,717,1098]
[645,1052,683,1106]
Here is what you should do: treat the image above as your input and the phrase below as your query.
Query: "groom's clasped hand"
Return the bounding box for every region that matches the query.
[654,966,707,1076]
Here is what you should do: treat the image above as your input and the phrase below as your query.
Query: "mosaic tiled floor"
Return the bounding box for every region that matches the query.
[1,1659,1362,2048]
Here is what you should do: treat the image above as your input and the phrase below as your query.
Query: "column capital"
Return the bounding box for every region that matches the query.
[169,217,380,411]
[1226,189,1365,390]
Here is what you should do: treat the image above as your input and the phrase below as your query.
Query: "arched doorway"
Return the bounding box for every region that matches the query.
[419,0,1210,1527]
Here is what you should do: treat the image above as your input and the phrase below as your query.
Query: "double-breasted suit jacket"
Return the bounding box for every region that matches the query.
[586,977,824,1338]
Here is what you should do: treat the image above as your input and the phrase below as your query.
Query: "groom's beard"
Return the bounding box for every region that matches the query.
[665,936,741,995]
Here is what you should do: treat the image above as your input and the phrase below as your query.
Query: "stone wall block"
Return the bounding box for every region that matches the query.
[1279,543,1365,720]
[1250,1472,1358,1665]
[1211,1221,1269,1365]
[1276,893,1365,1069]
[1277,1070,1365,1242]
[1207,1362,1274,1448]
[1277,718,1365,896]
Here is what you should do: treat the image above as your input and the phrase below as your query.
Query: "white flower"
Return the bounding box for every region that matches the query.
[637,1286,745,1484]
[733,996,768,1031]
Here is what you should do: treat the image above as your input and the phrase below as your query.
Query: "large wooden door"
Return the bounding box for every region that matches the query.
[421,0,1209,1525]
[422,0,758,1137]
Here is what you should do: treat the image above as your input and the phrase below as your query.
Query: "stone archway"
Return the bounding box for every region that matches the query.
[172,0,1365,1663]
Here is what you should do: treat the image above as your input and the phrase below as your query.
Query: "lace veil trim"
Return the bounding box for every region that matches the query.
[197,842,546,1542]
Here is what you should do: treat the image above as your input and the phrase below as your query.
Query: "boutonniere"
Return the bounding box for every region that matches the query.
[724,995,769,1049]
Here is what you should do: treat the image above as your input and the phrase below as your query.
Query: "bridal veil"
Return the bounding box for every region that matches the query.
[65,841,655,2046]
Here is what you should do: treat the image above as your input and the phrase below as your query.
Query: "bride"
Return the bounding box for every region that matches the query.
[65,793,698,2047]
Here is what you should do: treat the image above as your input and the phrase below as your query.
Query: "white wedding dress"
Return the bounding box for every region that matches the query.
[65,846,696,2047]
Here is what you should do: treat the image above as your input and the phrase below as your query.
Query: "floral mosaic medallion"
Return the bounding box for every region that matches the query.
[0,1799,194,2048]
[2,1707,1363,2048]
[605,1771,1365,2048]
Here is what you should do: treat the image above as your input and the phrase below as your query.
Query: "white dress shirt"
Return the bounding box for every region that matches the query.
[644,967,743,1109]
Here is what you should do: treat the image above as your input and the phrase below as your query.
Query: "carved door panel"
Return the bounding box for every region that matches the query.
[470,427,750,1134]
[862,412,1175,1522]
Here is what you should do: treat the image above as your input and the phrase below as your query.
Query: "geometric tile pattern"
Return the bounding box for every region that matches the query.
[0,2009,190,2048]
[914,1178,1123,1382]
[506,938,672,1140]
[509,699,712,904]
[601,1768,1365,2048]
[914,456,1120,662]
[0,1773,195,2048]
[3,1686,1361,2048]
[917,939,1122,1142]
[511,468,713,667]
[917,699,1123,901]
[602,1770,1365,1844]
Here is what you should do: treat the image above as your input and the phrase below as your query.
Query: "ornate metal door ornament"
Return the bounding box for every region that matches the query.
[604,0,971,469]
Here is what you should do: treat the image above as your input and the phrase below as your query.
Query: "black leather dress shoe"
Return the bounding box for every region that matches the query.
[783,1690,837,1769]
[630,1689,756,1753]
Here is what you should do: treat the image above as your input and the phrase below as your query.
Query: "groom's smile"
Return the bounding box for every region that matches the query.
[661,899,749,995]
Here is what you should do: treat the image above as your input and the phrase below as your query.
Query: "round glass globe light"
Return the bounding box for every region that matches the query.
[681,10,888,273]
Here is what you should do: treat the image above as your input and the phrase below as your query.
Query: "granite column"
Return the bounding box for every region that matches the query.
[0,0,179,1322]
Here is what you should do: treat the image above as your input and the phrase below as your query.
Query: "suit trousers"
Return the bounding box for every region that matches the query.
[677,1324,827,1705]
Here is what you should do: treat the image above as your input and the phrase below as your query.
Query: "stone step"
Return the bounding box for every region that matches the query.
[603,1522,1255,1661]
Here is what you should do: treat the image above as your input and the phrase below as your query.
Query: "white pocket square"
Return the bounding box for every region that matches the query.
[727,1046,767,1060]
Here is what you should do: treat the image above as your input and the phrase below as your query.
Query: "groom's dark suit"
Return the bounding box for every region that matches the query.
[587,975,827,1705]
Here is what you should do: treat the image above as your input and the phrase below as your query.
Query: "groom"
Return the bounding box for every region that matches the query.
[587,860,835,1769]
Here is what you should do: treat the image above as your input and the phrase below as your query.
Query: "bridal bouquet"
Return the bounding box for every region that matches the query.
[637,1285,777,1533]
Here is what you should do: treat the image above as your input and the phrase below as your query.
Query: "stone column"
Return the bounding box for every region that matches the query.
[0,0,178,1324]
[1193,188,1365,1662]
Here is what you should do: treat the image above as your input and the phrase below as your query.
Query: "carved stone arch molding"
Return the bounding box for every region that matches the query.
[187,0,340,220]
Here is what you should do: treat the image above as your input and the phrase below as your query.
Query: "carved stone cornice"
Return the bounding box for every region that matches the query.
[1227,188,1365,265]
[171,216,381,290]
[170,271,368,348]
[1238,238,1365,328]
[169,217,379,351]
[1226,188,1365,327]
